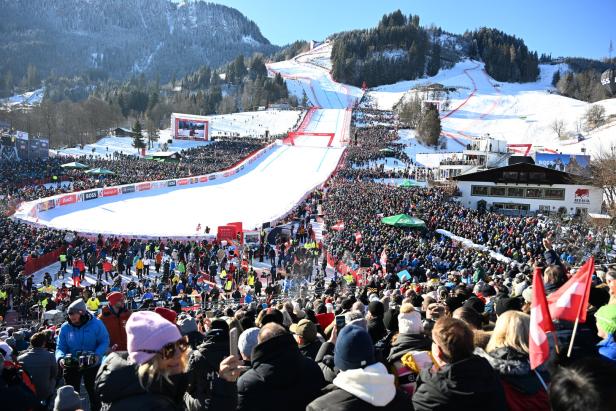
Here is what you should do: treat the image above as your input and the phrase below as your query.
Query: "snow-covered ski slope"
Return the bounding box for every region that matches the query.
[267,42,363,110]
[365,59,616,157]
[19,46,357,237]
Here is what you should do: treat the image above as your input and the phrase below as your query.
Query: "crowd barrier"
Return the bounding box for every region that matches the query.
[24,247,65,276]
[14,141,279,226]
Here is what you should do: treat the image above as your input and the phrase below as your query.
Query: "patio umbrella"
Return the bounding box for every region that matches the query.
[380,214,426,228]
[60,161,88,169]
[85,167,115,175]
[399,179,421,188]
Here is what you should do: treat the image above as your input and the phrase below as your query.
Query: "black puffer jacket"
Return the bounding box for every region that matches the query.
[95,352,188,411]
[412,354,507,411]
[299,340,322,361]
[184,329,236,411]
[237,333,326,411]
[387,333,432,364]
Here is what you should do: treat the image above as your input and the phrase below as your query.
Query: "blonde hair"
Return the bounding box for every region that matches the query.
[399,303,415,314]
[486,311,530,354]
[137,348,190,388]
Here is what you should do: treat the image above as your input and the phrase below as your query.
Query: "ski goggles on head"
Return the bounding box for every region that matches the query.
[137,336,189,359]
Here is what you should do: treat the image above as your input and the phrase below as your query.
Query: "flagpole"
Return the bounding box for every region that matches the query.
[567,317,580,357]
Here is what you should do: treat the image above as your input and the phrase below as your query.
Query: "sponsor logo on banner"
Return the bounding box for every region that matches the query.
[167,180,177,187]
[178,179,188,185]
[57,194,77,206]
[83,190,99,201]
[102,188,119,197]
[37,199,55,211]
[199,176,208,182]
[223,171,231,177]
[574,188,590,204]
[122,185,135,194]
[190,177,198,184]
[239,165,245,171]
[137,183,151,191]
[209,174,216,180]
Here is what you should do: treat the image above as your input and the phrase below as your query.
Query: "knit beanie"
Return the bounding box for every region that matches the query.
[368,300,385,318]
[495,297,523,316]
[398,310,423,335]
[177,315,198,335]
[154,307,178,324]
[107,292,124,307]
[334,325,376,371]
[238,327,260,359]
[383,308,399,332]
[54,385,82,411]
[595,304,616,335]
[68,299,87,314]
[126,311,182,365]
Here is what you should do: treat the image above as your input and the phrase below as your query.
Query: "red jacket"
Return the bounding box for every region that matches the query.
[315,312,334,331]
[99,305,132,351]
[501,379,550,411]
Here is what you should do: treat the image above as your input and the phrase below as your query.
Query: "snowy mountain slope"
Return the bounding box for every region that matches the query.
[365,59,616,158]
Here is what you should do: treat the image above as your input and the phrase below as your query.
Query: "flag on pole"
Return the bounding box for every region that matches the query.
[547,257,594,323]
[355,232,362,244]
[530,268,555,369]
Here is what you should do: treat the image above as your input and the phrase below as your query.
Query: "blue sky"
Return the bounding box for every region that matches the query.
[212,0,616,60]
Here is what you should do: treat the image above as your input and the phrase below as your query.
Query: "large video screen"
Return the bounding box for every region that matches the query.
[535,153,591,177]
[175,118,208,140]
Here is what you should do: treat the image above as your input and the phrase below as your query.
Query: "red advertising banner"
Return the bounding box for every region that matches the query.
[199,176,208,182]
[102,187,119,197]
[137,183,151,191]
[178,179,189,185]
[217,225,237,243]
[57,194,77,206]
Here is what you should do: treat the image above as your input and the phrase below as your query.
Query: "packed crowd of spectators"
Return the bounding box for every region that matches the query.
[2,111,616,410]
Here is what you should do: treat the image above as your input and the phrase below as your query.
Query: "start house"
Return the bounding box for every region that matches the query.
[451,162,603,216]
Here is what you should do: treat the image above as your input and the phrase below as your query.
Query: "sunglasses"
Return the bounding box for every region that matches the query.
[137,336,189,359]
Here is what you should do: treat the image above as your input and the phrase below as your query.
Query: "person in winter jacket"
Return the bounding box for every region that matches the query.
[0,352,39,411]
[56,298,110,411]
[54,385,82,411]
[307,324,410,411]
[95,310,241,411]
[475,311,550,411]
[595,303,616,362]
[290,319,322,360]
[17,331,58,404]
[99,292,132,351]
[366,300,386,344]
[412,317,507,411]
[387,304,433,397]
[184,319,238,411]
[237,322,326,411]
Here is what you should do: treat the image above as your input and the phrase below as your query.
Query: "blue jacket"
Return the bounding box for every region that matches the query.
[598,334,616,362]
[55,313,109,363]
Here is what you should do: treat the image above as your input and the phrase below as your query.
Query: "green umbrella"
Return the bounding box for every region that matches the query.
[399,179,421,188]
[60,161,88,169]
[381,214,426,228]
[85,167,115,175]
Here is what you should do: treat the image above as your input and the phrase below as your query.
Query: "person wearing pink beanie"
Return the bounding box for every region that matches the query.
[96,310,242,410]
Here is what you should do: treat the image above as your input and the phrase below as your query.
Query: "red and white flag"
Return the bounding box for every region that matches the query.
[332,221,345,231]
[530,268,555,369]
[355,232,362,244]
[547,257,594,323]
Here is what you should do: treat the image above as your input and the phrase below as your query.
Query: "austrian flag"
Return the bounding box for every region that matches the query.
[355,232,362,244]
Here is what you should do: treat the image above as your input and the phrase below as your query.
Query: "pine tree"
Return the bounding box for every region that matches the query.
[552,70,561,87]
[427,41,441,76]
[417,104,441,146]
[131,120,146,149]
